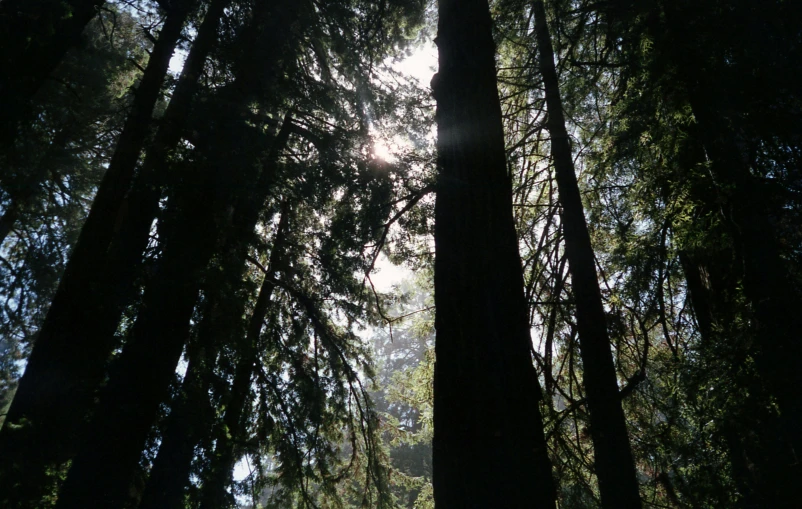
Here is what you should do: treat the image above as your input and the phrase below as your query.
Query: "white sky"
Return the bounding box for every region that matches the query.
[392,41,438,85]
[370,253,411,292]
[168,48,187,74]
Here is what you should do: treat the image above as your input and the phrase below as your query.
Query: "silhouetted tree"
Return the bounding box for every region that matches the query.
[431,0,556,506]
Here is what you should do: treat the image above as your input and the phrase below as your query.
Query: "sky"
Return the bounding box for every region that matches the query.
[392,41,438,85]
[230,41,435,487]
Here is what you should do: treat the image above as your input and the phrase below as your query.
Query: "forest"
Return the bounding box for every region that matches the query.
[0,0,800,507]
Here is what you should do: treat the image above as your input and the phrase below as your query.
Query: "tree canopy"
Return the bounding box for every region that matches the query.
[0,0,800,507]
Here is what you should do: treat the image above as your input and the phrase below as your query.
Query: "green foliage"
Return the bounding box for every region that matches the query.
[4,0,801,507]
[0,1,149,342]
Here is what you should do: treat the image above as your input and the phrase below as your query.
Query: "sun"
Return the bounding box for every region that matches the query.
[373,140,395,162]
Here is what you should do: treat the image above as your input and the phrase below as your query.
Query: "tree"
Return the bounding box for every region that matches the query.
[51,2,300,503]
[40,0,427,504]
[0,4,148,423]
[530,0,642,507]
[592,0,802,504]
[6,1,802,507]
[431,0,556,506]
[0,0,107,149]
[0,2,196,505]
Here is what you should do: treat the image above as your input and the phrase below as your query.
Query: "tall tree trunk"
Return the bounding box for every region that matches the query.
[54,147,229,508]
[0,0,106,149]
[139,166,291,509]
[531,1,642,507]
[72,0,295,495]
[432,0,556,506]
[656,5,802,497]
[102,0,230,326]
[0,4,194,506]
[137,342,215,509]
[54,58,293,507]
[199,206,290,509]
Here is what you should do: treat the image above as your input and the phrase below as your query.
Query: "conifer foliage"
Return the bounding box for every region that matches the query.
[1,0,801,507]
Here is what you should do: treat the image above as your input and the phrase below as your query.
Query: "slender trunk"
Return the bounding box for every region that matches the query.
[106,0,289,496]
[199,207,290,509]
[0,0,106,148]
[55,65,293,508]
[54,149,228,508]
[137,345,215,509]
[103,0,230,325]
[0,4,194,506]
[139,188,290,509]
[531,1,642,507]
[199,349,259,509]
[135,247,248,509]
[432,0,556,506]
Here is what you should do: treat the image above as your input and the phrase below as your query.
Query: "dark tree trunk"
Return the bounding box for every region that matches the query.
[531,0,642,507]
[54,148,229,509]
[54,37,294,504]
[431,0,556,507]
[102,0,230,324]
[0,204,19,246]
[76,0,296,495]
[199,206,290,509]
[0,4,194,506]
[0,0,106,148]
[137,345,215,509]
[197,328,259,509]
[653,3,802,487]
[139,147,291,509]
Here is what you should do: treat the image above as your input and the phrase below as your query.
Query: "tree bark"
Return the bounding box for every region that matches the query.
[531,0,642,507]
[432,0,556,507]
[199,207,289,509]
[54,143,228,509]
[0,4,194,506]
[136,345,215,509]
[0,0,106,149]
[139,136,291,509]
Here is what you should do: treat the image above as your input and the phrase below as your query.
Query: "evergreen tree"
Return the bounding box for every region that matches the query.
[0,0,107,148]
[3,1,802,508]
[530,0,641,506]
[432,0,556,506]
